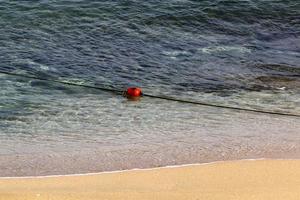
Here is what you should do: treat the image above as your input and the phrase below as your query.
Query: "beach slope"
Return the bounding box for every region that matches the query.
[1,160,300,200]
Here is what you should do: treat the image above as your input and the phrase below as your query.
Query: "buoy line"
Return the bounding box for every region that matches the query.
[1,70,300,118]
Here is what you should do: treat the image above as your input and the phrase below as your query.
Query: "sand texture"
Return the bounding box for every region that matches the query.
[1,160,300,200]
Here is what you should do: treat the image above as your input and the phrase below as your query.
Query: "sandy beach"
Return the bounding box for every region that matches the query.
[1,159,300,200]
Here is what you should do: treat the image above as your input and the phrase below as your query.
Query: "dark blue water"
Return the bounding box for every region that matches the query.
[0,0,300,176]
[1,1,300,94]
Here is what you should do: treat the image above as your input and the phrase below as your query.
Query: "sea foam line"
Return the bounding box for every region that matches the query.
[1,158,297,179]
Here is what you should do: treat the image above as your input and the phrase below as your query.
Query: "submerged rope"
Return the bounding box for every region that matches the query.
[1,70,300,118]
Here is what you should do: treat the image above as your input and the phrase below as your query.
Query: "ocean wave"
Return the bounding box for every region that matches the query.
[200,46,251,54]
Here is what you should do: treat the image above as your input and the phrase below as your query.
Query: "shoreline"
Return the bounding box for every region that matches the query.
[0,158,267,179]
[0,157,275,179]
[1,159,300,199]
[2,146,300,177]
[1,157,300,179]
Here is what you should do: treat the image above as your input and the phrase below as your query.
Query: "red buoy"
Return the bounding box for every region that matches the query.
[124,87,142,99]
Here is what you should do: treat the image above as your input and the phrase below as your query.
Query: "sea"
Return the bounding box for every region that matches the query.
[0,0,300,176]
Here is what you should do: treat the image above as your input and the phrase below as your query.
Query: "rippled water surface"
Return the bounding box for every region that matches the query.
[0,0,300,176]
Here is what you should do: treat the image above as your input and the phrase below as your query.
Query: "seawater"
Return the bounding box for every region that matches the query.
[0,0,300,176]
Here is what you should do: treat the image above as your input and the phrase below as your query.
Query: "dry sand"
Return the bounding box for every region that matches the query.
[1,159,300,200]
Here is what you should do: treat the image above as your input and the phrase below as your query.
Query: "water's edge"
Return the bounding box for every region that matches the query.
[1,158,295,179]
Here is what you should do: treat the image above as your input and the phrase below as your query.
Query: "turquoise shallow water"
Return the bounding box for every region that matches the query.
[0,0,300,176]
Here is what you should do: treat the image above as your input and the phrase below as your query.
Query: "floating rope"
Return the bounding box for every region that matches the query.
[1,70,300,118]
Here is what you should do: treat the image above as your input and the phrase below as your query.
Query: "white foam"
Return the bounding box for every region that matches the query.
[162,50,190,57]
[1,158,296,180]
[200,45,251,54]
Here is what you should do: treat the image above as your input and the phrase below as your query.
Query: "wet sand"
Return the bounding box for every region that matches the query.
[1,159,300,200]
